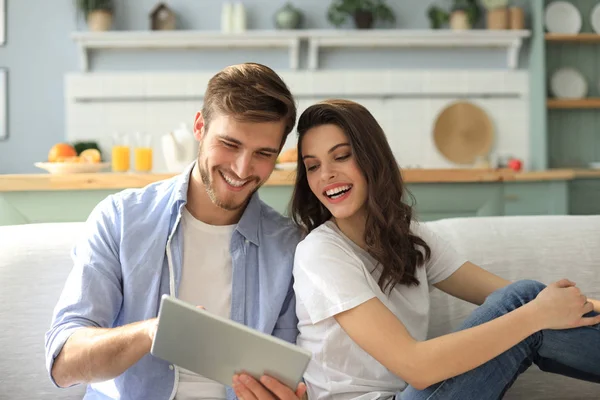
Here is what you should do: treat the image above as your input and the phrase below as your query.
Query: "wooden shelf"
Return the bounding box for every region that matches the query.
[306,30,530,70]
[547,98,600,109]
[545,33,600,43]
[72,29,531,71]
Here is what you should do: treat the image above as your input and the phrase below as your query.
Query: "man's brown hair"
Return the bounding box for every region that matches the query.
[202,63,297,147]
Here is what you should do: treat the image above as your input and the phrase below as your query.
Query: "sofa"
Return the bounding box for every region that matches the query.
[1,215,599,399]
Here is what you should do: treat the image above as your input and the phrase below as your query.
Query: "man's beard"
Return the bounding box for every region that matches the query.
[198,156,259,212]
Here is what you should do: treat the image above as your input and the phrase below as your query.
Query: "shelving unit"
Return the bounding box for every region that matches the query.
[72,29,531,72]
[538,0,600,215]
[71,31,301,72]
[306,30,530,70]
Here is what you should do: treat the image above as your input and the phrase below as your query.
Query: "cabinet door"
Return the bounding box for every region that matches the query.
[503,181,568,216]
[569,179,600,215]
[407,183,504,221]
[0,191,119,226]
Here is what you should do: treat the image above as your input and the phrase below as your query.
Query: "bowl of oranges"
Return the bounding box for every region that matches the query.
[35,142,110,174]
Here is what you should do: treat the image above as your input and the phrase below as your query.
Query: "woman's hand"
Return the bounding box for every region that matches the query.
[531,279,600,330]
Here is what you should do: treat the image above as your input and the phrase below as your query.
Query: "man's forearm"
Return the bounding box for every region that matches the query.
[52,319,155,388]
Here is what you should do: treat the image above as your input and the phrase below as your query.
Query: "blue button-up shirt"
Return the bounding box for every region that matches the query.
[45,163,302,399]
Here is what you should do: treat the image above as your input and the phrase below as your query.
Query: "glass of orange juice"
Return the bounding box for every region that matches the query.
[111,132,131,173]
[134,132,153,173]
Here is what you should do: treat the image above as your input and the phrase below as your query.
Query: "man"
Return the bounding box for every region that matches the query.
[45,63,306,400]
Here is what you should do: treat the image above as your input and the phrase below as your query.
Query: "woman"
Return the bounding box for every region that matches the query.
[289,99,600,400]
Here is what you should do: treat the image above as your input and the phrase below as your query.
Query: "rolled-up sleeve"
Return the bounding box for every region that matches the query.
[44,195,124,387]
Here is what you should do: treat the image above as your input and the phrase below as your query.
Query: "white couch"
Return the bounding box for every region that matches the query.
[1,216,599,399]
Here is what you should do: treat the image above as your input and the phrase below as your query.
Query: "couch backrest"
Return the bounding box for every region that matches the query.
[426,215,600,399]
[0,222,87,399]
[1,216,599,399]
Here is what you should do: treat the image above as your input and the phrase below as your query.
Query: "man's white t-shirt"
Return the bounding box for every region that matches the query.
[293,220,468,400]
[175,207,236,400]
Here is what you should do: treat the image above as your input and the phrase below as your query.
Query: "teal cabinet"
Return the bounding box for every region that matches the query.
[503,181,568,216]
[569,179,600,215]
[257,186,294,216]
[408,183,504,221]
[0,190,117,225]
[1,180,578,227]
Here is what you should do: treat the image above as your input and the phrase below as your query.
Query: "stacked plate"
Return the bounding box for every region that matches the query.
[545,1,600,34]
[550,67,588,99]
[545,1,582,34]
[594,4,600,33]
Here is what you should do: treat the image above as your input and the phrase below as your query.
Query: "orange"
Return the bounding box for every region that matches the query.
[48,143,77,162]
[56,156,81,163]
[80,148,102,163]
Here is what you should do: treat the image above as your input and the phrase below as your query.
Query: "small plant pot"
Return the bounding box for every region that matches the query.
[354,10,374,29]
[450,10,471,30]
[487,8,508,30]
[87,10,113,32]
[509,7,525,30]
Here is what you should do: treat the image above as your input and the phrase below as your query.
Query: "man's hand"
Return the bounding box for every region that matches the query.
[232,373,307,400]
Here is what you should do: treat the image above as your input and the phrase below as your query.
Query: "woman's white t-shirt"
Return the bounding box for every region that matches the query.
[293,220,468,400]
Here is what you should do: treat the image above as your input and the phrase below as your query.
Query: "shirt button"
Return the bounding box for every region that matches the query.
[169,365,174,370]
[245,239,249,244]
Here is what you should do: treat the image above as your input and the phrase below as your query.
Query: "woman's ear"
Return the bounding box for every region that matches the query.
[193,112,205,141]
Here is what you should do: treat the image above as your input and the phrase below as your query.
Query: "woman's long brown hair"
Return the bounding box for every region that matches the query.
[290,99,431,293]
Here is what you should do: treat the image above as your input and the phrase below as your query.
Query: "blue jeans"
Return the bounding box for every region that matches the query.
[398,280,600,400]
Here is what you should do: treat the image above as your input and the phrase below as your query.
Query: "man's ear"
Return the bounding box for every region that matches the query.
[193,111,205,141]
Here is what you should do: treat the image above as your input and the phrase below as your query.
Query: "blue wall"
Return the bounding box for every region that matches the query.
[0,0,532,173]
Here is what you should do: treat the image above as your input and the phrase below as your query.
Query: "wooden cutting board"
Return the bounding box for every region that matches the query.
[433,101,494,165]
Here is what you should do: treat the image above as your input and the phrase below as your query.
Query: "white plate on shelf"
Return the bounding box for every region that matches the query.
[545,1,582,34]
[589,162,600,170]
[591,3,600,34]
[275,162,297,171]
[34,162,110,174]
[550,68,587,99]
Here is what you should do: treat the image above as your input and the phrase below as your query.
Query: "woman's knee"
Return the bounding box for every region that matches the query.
[459,280,546,331]
[486,279,546,309]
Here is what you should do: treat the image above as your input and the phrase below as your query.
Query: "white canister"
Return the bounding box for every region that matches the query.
[221,2,233,33]
[232,2,247,32]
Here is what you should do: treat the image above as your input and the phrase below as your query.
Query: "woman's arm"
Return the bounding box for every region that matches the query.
[434,262,600,314]
[433,262,511,306]
[334,281,600,391]
[334,297,539,390]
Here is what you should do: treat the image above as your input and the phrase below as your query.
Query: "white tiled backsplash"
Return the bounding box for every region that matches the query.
[65,70,529,173]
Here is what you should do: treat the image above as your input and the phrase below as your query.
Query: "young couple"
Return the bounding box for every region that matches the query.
[46,63,600,400]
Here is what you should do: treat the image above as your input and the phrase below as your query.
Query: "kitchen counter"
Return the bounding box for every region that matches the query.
[1,168,599,192]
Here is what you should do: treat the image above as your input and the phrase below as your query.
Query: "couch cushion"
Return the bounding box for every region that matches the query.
[425,215,600,400]
[0,222,87,399]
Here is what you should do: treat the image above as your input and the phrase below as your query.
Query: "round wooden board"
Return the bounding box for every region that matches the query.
[433,101,494,165]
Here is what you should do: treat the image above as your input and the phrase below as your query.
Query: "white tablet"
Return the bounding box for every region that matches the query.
[150,295,312,389]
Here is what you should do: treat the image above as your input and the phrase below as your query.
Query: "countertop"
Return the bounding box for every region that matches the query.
[1,168,599,192]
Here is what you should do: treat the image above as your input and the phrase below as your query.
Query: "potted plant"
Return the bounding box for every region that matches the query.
[75,0,115,32]
[327,0,396,30]
[428,0,481,30]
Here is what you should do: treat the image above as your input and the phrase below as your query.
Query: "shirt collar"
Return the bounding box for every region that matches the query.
[236,192,261,246]
[170,161,262,246]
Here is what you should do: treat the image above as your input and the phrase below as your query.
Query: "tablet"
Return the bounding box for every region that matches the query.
[150,295,312,389]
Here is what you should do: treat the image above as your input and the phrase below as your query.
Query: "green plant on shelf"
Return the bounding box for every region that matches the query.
[75,0,114,18]
[327,0,396,29]
[428,0,481,29]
